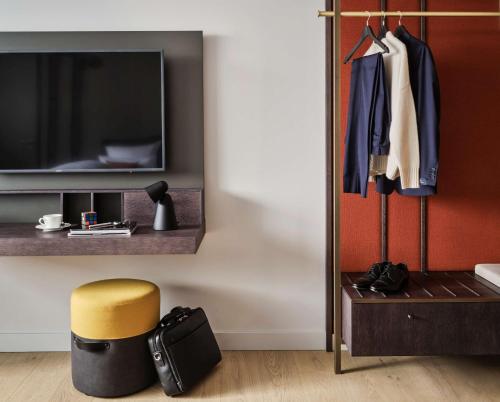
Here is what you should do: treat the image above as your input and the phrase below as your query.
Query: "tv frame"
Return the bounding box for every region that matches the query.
[0,48,166,174]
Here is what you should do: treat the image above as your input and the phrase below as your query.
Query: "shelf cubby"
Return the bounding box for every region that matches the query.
[92,193,123,223]
[0,193,61,223]
[63,193,92,225]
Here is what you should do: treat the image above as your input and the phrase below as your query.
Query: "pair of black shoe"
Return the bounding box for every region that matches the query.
[353,262,409,293]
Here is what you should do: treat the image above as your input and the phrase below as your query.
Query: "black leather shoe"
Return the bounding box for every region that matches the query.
[352,262,390,290]
[370,263,409,293]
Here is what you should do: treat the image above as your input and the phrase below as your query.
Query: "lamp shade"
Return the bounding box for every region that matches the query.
[145,181,168,203]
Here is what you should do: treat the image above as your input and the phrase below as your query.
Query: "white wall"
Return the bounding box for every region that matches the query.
[0,0,325,351]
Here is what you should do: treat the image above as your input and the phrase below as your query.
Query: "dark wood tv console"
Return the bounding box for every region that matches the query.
[342,271,500,356]
[0,188,204,256]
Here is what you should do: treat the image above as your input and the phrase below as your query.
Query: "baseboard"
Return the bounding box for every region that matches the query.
[215,330,325,350]
[0,330,325,352]
[0,332,71,352]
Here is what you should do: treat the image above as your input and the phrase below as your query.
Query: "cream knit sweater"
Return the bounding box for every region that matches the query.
[365,32,420,189]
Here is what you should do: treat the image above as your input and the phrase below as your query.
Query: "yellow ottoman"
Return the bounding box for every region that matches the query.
[71,279,160,397]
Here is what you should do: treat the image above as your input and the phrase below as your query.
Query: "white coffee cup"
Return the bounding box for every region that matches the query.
[39,214,63,229]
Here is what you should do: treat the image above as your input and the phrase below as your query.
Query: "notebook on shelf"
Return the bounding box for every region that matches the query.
[68,221,138,238]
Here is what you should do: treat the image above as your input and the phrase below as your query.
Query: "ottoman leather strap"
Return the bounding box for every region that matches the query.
[74,337,110,352]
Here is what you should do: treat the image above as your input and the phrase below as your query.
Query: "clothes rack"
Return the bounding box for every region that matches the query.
[379,1,388,264]
[419,0,428,274]
[376,1,429,270]
[320,3,500,374]
[379,0,428,274]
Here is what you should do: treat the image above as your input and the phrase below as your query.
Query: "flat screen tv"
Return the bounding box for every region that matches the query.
[0,49,165,172]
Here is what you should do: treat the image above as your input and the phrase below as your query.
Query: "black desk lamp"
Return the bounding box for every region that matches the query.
[145,181,178,231]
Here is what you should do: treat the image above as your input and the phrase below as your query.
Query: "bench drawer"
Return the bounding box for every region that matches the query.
[342,289,500,356]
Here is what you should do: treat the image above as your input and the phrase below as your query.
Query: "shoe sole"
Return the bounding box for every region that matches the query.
[370,277,409,293]
[352,284,371,290]
[369,286,386,293]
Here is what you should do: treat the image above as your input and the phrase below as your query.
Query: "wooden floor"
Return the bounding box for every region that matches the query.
[1,351,500,401]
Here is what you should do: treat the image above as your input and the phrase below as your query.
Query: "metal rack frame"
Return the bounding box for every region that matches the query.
[320,3,500,374]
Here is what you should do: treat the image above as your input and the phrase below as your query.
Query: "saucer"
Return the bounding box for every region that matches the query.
[36,222,71,232]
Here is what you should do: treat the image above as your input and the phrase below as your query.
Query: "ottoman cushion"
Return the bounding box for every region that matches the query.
[71,278,160,340]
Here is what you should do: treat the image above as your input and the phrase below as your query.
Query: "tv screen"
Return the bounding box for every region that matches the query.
[0,50,165,172]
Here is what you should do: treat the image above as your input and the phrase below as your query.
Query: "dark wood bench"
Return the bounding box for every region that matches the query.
[342,271,500,356]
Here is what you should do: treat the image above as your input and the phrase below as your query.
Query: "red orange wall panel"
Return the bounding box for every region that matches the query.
[340,0,500,271]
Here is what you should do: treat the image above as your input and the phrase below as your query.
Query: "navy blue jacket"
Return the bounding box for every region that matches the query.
[377,28,440,196]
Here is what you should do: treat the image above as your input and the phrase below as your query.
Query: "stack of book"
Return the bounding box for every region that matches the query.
[68,221,137,238]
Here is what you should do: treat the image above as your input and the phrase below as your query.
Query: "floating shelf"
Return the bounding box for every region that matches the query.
[0,188,204,256]
[0,223,203,256]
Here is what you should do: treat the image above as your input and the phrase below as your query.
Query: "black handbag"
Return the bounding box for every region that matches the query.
[148,306,222,396]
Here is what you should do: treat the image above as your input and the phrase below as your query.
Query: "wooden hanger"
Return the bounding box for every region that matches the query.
[344,11,390,64]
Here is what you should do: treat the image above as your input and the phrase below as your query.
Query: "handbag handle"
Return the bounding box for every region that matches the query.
[160,306,192,328]
[73,337,110,352]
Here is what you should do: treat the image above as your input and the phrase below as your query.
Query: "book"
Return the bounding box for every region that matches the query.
[68,221,138,238]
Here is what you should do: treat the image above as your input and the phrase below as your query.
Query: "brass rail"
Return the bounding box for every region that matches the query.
[319,11,500,17]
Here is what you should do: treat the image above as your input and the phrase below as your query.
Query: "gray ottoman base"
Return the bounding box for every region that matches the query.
[71,330,157,397]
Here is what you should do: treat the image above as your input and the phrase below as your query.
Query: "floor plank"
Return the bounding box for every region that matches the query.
[0,353,45,401]
[1,351,499,402]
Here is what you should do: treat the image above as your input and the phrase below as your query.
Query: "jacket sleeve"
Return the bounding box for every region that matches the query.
[416,48,440,187]
[370,54,391,156]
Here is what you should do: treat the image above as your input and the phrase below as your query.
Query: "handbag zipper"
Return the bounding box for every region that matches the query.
[153,311,190,362]
[152,309,194,393]
[159,332,184,393]
[152,328,165,364]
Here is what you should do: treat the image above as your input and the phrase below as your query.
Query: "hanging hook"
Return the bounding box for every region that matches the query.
[365,11,371,26]
[398,10,403,26]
